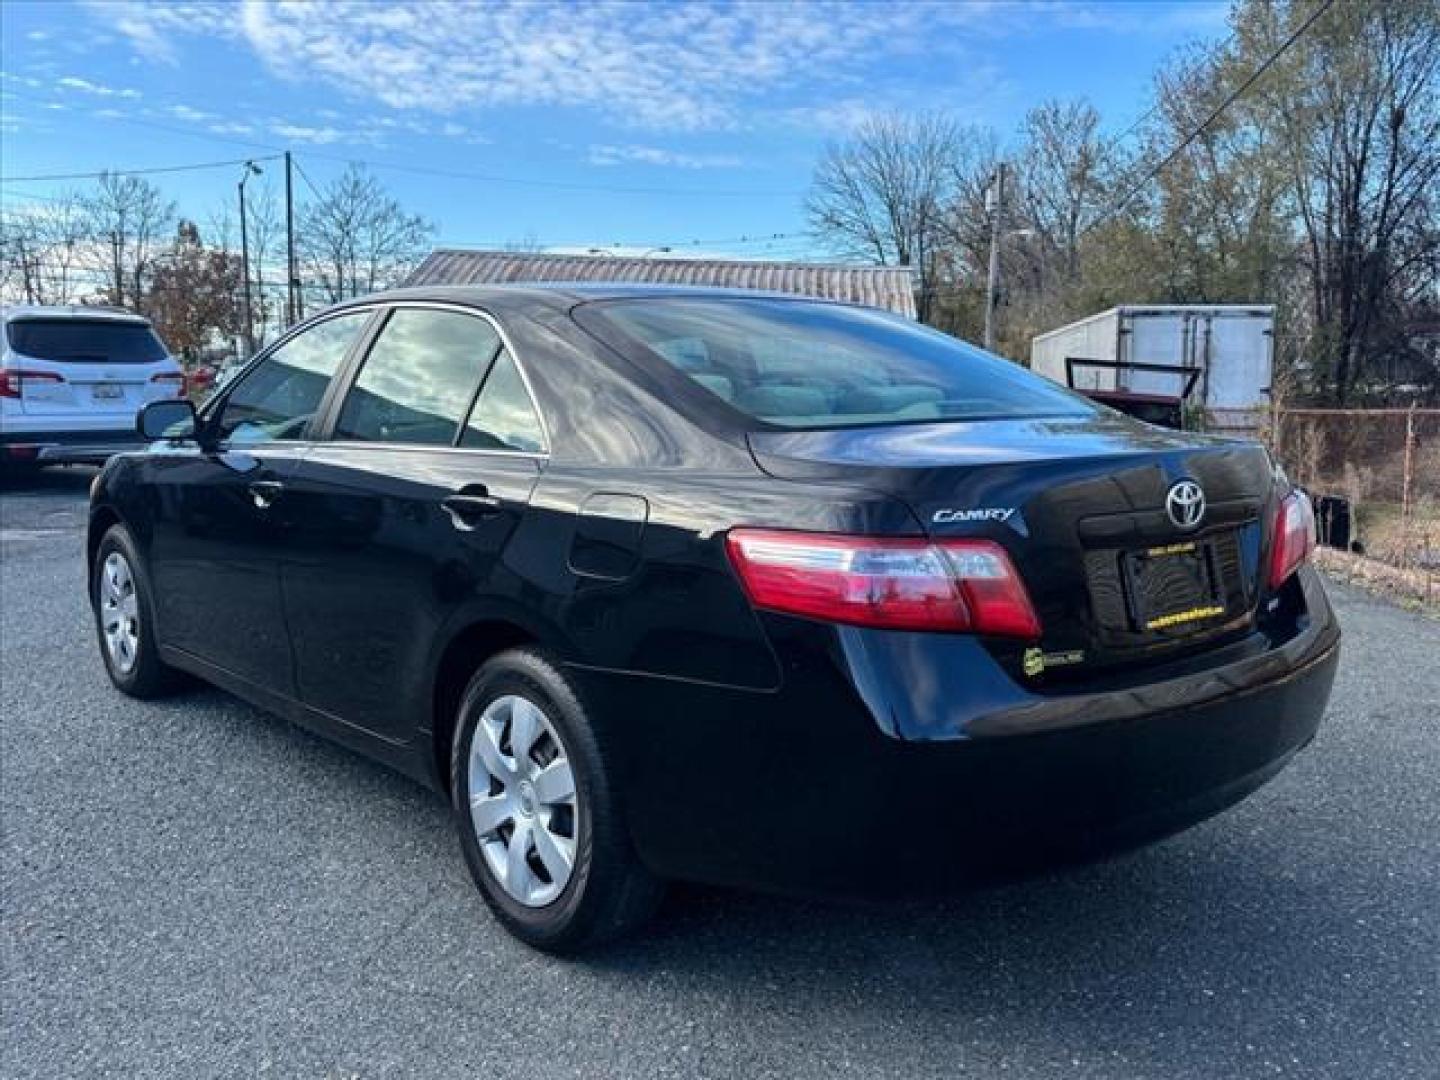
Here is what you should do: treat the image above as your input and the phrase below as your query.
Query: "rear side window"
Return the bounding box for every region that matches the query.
[215,311,369,445]
[461,349,546,453]
[577,298,1095,428]
[6,319,167,364]
[334,308,501,446]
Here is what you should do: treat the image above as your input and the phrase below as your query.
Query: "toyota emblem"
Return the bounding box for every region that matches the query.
[1165,479,1206,530]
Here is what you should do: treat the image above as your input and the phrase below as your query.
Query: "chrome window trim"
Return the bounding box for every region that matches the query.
[304,440,547,461]
[329,299,553,457]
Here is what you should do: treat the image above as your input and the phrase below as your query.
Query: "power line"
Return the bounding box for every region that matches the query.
[0,186,74,205]
[1101,26,1239,154]
[7,91,798,201]
[1,155,282,185]
[296,149,801,200]
[2,90,287,157]
[428,230,812,252]
[1084,0,1334,236]
[291,157,326,203]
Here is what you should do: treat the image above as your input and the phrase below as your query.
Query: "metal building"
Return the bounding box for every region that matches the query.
[404,250,917,318]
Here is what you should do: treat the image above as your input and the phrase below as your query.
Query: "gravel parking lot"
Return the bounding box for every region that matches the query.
[2,467,1437,1079]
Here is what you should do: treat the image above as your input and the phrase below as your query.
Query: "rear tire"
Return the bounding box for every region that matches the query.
[92,524,183,698]
[451,647,663,953]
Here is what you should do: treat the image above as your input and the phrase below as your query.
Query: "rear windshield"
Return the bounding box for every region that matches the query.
[6,319,168,364]
[577,298,1094,428]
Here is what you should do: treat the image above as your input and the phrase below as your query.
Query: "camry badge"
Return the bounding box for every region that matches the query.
[1165,479,1206,530]
[932,507,1016,525]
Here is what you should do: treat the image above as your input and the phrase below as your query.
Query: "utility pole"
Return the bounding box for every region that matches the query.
[984,162,1007,353]
[284,150,298,326]
[109,230,123,308]
[238,161,262,356]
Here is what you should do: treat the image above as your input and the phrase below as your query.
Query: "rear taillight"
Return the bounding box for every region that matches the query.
[150,371,188,398]
[0,368,65,399]
[725,529,1041,638]
[1268,490,1316,589]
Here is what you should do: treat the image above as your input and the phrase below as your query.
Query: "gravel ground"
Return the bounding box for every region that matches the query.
[2,467,1437,1079]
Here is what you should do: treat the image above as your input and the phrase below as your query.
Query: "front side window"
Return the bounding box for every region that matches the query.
[334,308,501,446]
[577,298,1097,428]
[461,349,546,453]
[214,312,370,445]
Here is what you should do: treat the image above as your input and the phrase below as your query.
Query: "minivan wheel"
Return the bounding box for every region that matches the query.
[92,524,182,698]
[451,647,663,953]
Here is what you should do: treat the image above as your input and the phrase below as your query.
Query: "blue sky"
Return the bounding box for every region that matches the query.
[1,0,1229,260]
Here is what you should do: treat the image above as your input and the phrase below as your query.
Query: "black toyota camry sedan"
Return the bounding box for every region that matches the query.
[88,285,1339,951]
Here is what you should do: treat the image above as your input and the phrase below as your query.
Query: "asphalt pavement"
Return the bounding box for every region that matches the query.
[2,467,1436,1079]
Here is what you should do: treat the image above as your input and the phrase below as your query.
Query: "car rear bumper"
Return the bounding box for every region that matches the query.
[572,566,1340,895]
[0,429,144,465]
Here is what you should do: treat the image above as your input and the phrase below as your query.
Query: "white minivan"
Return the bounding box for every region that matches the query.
[0,306,186,471]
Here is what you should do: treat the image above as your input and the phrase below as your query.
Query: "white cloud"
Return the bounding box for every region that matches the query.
[85,0,1007,131]
[270,121,346,145]
[783,100,889,137]
[90,1,237,64]
[56,75,141,99]
[166,104,216,122]
[208,120,257,136]
[1047,1,1229,35]
[588,144,743,170]
[76,0,1215,140]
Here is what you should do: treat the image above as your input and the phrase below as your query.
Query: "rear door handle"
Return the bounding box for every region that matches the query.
[249,480,284,510]
[442,490,503,530]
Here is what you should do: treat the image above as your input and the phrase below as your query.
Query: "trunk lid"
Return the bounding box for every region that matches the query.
[749,414,1275,678]
[15,359,159,417]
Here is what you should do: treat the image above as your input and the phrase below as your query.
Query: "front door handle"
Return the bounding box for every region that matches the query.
[442,489,503,531]
[249,480,284,510]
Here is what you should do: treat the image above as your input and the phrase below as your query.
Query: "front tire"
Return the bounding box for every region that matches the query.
[451,647,663,953]
[92,524,182,698]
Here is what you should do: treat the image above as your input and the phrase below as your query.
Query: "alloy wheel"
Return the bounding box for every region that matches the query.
[467,694,579,907]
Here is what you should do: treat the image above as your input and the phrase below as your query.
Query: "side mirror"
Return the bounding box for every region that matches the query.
[138,399,198,442]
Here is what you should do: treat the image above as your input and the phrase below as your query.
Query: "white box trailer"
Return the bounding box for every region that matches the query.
[1030,305,1274,434]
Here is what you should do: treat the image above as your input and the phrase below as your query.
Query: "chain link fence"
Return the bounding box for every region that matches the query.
[1270,407,1440,600]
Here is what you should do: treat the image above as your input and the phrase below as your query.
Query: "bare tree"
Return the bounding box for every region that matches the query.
[299,165,433,303]
[806,113,960,322]
[1015,100,1118,293]
[504,231,544,253]
[82,172,177,312]
[243,179,285,345]
[1,206,52,304]
[0,194,94,305]
[1146,42,1294,304]
[1243,0,1439,402]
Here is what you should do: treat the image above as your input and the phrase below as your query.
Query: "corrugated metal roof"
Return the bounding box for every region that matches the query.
[404,249,917,318]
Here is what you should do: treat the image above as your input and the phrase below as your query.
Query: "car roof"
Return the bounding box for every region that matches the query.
[1,304,152,326]
[350,282,858,314]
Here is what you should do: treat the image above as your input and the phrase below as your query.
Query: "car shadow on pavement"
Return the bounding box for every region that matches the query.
[0,464,98,495]
[76,673,1424,1076]
[568,782,1419,1073]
